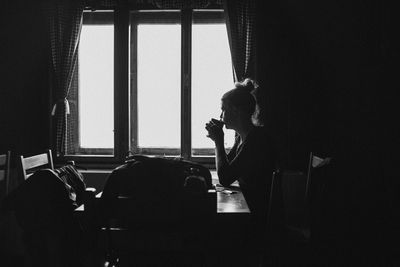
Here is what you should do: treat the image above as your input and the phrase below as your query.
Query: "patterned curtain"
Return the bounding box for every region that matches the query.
[85,0,116,9]
[139,0,222,9]
[42,0,84,156]
[84,0,222,9]
[223,0,256,82]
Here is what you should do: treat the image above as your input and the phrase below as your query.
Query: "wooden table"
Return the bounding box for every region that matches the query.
[75,186,250,214]
[74,179,251,261]
[216,188,250,214]
[76,170,250,214]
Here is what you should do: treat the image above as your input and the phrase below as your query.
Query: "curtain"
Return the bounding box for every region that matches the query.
[84,0,222,9]
[139,0,221,9]
[42,0,84,156]
[223,0,256,82]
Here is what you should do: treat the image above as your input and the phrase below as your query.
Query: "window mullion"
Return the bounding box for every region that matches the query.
[181,9,192,160]
[114,4,130,161]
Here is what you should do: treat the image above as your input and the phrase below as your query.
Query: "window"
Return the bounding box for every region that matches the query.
[191,15,236,156]
[70,11,114,156]
[79,14,114,151]
[131,12,182,156]
[69,9,235,163]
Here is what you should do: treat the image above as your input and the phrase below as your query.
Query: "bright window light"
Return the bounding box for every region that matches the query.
[191,24,235,152]
[78,25,114,148]
[137,24,181,148]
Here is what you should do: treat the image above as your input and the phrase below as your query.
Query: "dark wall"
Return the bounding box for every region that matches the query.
[256,0,398,264]
[1,2,52,263]
[0,1,52,161]
[256,0,385,169]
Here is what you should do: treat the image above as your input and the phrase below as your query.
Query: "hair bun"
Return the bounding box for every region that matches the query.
[235,78,258,93]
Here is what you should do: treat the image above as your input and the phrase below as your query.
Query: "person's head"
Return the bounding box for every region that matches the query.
[220,78,258,130]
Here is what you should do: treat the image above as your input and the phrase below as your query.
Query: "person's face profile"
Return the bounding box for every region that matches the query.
[220,100,234,129]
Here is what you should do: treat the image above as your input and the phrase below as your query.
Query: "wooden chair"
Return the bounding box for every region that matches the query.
[280,152,332,243]
[263,170,298,266]
[276,170,312,266]
[266,170,309,236]
[0,151,11,197]
[305,152,333,258]
[19,149,54,180]
[277,152,332,265]
[266,170,284,233]
[305,152,332,204]
[263,151,333,266]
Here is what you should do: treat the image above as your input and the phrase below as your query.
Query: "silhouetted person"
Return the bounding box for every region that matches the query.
[206,80,277,266]
[206,79,276,219]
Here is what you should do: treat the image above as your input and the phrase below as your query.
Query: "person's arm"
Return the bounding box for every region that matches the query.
[217,141,255,187]
[226,134,239,162]
[214,140,237,187]
[218,130,273,189]
[205,119,237,186]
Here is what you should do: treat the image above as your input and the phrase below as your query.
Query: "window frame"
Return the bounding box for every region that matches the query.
[63,8,229,167]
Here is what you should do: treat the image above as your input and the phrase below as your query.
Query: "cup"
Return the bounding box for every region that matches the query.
[211,118,224,128]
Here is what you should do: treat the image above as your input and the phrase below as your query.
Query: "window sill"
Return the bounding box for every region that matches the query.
[57,154,216,170]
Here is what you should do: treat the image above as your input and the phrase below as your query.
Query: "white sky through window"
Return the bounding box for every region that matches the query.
[78,22,234,152]
[137,24,181,148]
[79,25,114,148]
[192,24,235,150]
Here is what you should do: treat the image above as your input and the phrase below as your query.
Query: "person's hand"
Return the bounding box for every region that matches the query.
[205,118,224,144]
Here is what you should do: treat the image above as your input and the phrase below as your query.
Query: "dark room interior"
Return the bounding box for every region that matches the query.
[1,0,399,266]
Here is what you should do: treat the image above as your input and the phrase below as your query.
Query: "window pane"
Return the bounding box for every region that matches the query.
[137,24,181,149]
[191,24,235,154]
[79,25,114,149]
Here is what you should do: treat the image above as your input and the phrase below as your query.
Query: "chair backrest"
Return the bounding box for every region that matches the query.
[304,152,332,240]
[268,170,310,229]
[280,170,308,229]
[266,170,285,236]
[305,152,315,201]
[0,151,11,196]
[19,149,54,180]
[305,152,332,200]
